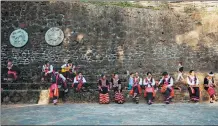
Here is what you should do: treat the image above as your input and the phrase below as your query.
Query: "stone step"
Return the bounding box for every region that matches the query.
[2,88,215,104]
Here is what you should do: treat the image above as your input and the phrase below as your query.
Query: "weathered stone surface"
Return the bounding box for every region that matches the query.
[1,1,218,83]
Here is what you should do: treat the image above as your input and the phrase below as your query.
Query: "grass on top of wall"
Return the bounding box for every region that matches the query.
[80,1,169,10]
[87,1,144,8]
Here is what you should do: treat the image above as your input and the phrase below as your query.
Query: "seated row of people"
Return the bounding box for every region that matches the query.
[98,73,124,104]
[129,71,174,104]
[128,70,217,104]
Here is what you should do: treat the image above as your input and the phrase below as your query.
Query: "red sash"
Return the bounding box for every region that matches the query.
[144,87,155,97]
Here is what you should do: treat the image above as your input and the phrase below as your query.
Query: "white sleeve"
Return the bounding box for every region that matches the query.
[61,64,66,68]
[74,77,78,83]
[139,78,142,85]
[83,77,87,83]
[187,77,192,85]
[168,78,173,87]
[158,79,163,85]
[59,74,66,82]
[151,78,155,86]
[48,65,53,73]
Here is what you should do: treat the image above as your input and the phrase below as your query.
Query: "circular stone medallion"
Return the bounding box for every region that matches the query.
[45,27,64,46]
[9,29,28,47]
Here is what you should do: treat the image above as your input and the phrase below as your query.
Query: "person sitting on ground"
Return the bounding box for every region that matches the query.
[61,60,76,81]
[72,72,87,92]
[112,73,125,104]
[158,72,174,104]
[186,70,200,102]
[6,60,20,82]
[98,74,110,104]
[130,74,142,104]
[204,72,217,103]
[41,61,53,82]
[135,72,143,89]
[144,72,156,105]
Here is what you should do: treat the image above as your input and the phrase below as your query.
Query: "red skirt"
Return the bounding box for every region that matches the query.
[115,92,125,104]
[49,83,59,98]
[208,87,216,97]
[99,93,110,104]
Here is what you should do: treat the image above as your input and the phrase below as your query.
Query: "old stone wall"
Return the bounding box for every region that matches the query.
[1,1,218,82]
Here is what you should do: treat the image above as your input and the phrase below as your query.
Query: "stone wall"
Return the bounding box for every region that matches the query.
[1,1,218,82]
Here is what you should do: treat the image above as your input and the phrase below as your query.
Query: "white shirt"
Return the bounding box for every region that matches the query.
[158,76,173,87]
[187,76,199,86]
[42,65,53,74]
[143,77,155,87]
[73,76,86,83]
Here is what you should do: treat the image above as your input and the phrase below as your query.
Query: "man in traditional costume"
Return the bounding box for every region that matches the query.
[143,72,156,105]
[41,61,53,82]
[72,72,87,92]
[204,72,217,103]
[61,60,76,81]
[49,70,68,105]
[158,72,174,104]
[186,70,200,102]
[98,74,110,104]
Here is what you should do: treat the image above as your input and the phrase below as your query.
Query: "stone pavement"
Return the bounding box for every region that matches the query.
[1,103,218,125]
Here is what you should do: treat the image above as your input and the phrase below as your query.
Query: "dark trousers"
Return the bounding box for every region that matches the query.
[133,86,139,94]
[188,87,200,99]
[146,92,153,102]
[113,87,122,93]
[164,88,172,100]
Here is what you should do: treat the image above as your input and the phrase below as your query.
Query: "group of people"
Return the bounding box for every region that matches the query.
[128,71,174,104]
[3,60,217,105]
[41,60,87,105]
[127,70,217,104]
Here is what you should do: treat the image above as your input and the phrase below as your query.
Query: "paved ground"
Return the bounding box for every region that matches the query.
[1,103,218,125]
